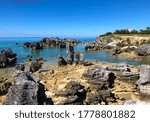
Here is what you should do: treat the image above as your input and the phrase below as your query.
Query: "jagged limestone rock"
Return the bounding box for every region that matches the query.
[4,71,52,105]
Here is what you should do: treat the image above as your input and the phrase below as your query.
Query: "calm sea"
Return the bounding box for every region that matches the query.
[0,37,147,66]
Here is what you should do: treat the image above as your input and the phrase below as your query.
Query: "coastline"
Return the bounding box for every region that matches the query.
[0,60,141,104]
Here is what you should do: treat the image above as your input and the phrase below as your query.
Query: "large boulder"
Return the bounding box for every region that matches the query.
[16,64,25,71]
[57,55,67,66]
[23,42,31,48]
[107,62,131,72]
[115,62,131,72]
[74,52,85,64]
[137,44,150,56]
[56,81,86,105]
[0,49,17,68]
[83,67,116,105]
[27,55,32,62]
[66,43,74,64]
[4,71,51,105]
[31,42,43,50]
[120,71,139,81]
[29,61,42,72]
[41,37,79,48]
[137,65,150,84]
[137,65,150,96]
[112,47,121,55]
[84,66,116,87]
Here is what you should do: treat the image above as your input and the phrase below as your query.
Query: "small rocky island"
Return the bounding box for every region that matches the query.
[23,37,81,50]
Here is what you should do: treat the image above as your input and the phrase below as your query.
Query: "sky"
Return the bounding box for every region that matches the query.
[0,0,150,37]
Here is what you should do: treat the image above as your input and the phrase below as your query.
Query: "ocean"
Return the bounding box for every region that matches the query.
[0,37,146,66]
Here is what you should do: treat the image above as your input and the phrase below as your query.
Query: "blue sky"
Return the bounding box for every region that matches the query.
[0,0,150,37]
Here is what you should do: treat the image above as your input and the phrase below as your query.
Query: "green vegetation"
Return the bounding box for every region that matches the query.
[100,27,150,37]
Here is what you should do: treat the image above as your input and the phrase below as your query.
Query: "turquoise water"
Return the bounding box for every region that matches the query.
[0,37,145,66]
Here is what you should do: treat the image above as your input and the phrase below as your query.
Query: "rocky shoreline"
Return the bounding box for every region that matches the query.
[1,60,150,105]
[0,36,150,105]
[85,35,150,62]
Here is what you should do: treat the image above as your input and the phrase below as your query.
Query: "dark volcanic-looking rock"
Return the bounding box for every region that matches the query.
[23,42,31,48]
[66,43,74,64]
[83,66,116,105]
[27,55,32,62]
[16,64,25,71]
[4,71,50,105]
[31,42,43,50]
[29,61,42,72]
[40,37,80,48]
[57,81,86,105]
[57,55,67,66]
[0,48,17,68]
[84,66,116,87]
[74,52,85,64]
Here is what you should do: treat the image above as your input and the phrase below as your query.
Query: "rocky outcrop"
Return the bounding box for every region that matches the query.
[57,55,67,66]
[27,55,32,62]
[66,43,74,64]
[137,65,150,96]
[106,62,131,72]
[112,47,121,55]
[0,77,12,93]
[16,64,25,71]
[23,42,31,48]
[4,71,51,105]
[85,36,116,51]
[0,49,17,68]
[29,61,42,72]
[31,42,43,50]
[56,81,86,105]
[42,37,80,47]
[74,52,85,64]
[120,71,139,81]
[83,66,116,105]
[137,44,150,56]
[22,37,80,50]
[120,46,137,53]
[137,65,150,85]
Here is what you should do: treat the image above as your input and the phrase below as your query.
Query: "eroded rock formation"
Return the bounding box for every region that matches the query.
[0,49,17,68]
[137,65,150,96]
[4,70,52,105]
